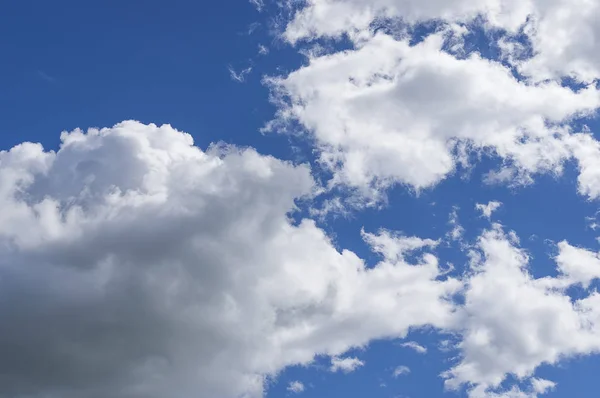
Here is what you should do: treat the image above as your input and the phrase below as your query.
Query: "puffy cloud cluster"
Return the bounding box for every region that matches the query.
[446,225,600,397]
[268,31,600,201]
[285,0,600,83]
[268,0,600,207]
[0,121,461,398]
[283,0,527,43]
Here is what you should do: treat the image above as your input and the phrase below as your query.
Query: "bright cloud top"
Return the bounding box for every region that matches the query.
[285,0,600,82]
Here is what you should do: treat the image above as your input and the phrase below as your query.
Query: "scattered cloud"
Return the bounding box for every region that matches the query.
[400,341,427,354]
[393,366,411,378]
[330,357,365,373]
[287,381,305,393]
[444,225,600,396]
[475,201,503,219]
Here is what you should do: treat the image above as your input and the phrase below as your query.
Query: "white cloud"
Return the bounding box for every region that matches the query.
[444,225,600,396]
[267,31,600,203]
[475,201,502,219]
[549,241,600,289]
[285,0,600,84]
[0,121,461,398]
[283,0,528,44]
[287,381,305,393]
[392,365,411,377]
[330,356,365,373]
[400,341,427,354]
[530,378,556,395]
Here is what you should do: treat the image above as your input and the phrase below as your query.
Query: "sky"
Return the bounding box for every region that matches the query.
[2,0,600,397]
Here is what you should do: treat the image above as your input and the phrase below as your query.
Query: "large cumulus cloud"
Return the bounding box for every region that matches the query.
[0,121,460,398]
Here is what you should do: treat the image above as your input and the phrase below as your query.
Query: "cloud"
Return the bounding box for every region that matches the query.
[400,341,427,354]
[258,44,270,55]
[392,365,411,377]
[249,0,264,12]
[229,65,253,82]
[509,0,600,83]
[0,121,461,398]
[330,356,365,373]
[531,378,556,395]
[548,241,600,289]
[287,381,305,393]
[283,0,535,44]
[285,0,600,84]
[475,201,502,219]
[444,225,600,396]
[448,207,465,242]
[267,31,600,204]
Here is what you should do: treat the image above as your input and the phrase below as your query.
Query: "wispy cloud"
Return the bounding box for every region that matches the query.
[36,70,57,83]
[228,65,253,83]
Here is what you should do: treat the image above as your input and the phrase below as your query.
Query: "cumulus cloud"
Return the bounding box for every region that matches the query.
[0,121,461,398]
[285,0,600,83]
[512,0,600,83]
[475,201,502,219]
[267,31,600,203]
[445,225,600,396]
[330,356,365,373]
[283,0,528,43]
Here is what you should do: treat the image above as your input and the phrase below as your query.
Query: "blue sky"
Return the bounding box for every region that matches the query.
[2,1,600,398]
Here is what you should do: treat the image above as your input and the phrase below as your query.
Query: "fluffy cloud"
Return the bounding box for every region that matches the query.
[0,121,461,398]
[286,0,600,83]
[267,31,600,202]
[330,356,365,373]
[283,0,527,43]
[549,241,600,289]
[445,225,600,396]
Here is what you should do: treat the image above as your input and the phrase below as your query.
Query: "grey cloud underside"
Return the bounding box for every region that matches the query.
[0,122,459,398]
[3,118,600,398]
